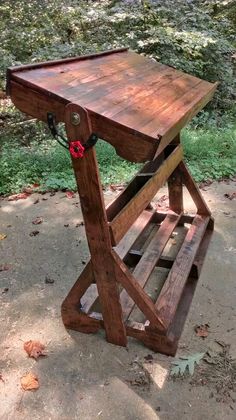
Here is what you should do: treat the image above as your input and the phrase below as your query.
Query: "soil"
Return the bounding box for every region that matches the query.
[0,180,236,420]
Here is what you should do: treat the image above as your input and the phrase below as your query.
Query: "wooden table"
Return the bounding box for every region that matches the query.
[7,48,218,355]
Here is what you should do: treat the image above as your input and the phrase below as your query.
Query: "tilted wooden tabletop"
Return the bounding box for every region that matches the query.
[7,48,217,162]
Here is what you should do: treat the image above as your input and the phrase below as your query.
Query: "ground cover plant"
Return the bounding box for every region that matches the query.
[0,0,235,194]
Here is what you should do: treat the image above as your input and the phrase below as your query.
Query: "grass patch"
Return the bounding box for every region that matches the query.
[0,121,235,195]
[0,136,139,195]
[182,124,236,182]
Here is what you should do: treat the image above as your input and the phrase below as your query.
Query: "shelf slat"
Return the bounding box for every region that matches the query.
[155,214,210,330]
[120,212,182,322]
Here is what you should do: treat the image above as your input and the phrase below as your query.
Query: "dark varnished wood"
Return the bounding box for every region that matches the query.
[109,145,183,244]
[65,103,127,346]
[155,214,210,331]
[8,49,217,162]
[7,49,216,355]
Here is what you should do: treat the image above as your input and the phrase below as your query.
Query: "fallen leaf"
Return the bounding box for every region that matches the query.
[32,183,40,189]
[1,287,9,294]
[8,192,30,201]
[24,340,46,359]
[45,276,54,284]
[170,352,205,376]
[0,264,10,271]
[0,233,7,240]
[66,191,75,199]
[29,230,39,237]
[32,217,43,225]
[21,372,39,391]
[195,323,210,338]
[110,184,124,191]
[224,192,236,200]
[33,199,39,205]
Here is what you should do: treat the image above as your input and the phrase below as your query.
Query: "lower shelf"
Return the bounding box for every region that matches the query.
[61,210,213,356]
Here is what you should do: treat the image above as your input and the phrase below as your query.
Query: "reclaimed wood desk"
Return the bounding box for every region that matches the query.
[7,48,218,355]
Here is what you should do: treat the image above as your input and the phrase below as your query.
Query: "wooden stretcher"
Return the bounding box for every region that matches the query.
[7,48,218,355]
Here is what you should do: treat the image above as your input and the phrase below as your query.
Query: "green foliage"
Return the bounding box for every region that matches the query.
[171,352,205,376]
[0,0,235,111]
[0,133,139,195]
[183,123,236,182]
[0,0,235,195]
[0,115,235,195]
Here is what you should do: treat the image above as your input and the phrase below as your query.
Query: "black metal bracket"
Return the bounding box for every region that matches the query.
[47,112,98,151]
[47,112,69,149]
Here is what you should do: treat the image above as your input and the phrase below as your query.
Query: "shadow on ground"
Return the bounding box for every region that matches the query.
[1,182,236,419]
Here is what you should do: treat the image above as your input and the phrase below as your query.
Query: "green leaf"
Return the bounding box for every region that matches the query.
[170,352,205,376]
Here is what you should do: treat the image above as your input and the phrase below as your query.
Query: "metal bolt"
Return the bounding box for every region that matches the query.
[71,112,81,125]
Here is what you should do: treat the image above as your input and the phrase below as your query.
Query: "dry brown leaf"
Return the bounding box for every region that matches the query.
[8,192,30,201]
[194,324,209,338]
[0,233,7,240]
[32,217,43,225]
[110,183,124,192]
[21,372,39,391]
[24,340,46,359]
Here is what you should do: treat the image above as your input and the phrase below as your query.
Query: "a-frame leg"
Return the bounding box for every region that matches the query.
[62,103,127,346]
[61,117,214,355]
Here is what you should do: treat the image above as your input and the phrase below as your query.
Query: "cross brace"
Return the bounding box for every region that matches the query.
[61,103,214,356]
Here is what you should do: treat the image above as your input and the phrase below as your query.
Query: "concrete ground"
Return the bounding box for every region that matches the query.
[0,181,236,420]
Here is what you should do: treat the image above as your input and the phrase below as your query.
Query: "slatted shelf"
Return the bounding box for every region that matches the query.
[78,211,213,355]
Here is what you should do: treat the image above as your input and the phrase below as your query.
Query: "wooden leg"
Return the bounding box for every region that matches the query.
[64,103,127,347]
[61,116,213,355]
[167,134,183,214]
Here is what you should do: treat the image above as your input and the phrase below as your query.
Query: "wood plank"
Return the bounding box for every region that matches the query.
[114,210,155,260]
[128,251,199,278]
[153,81,218,155]
[109,145,183,244]
[15,51,155,104]
[120,212,181,322]
[107,73,202,131]
[125,323,177,356]
[6,48,129,87]
[106,153,163,222]
[155,214,210,330]
[65,103,127,346]
[83,66,184,118]
[132,212,182,284]
[112,251,166,332]
[61,261,94,308]
[9,81,66,122]
[143,79,217,138]
[9,81,158,163]
[179,161,211,215]
[85,210,156,316]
